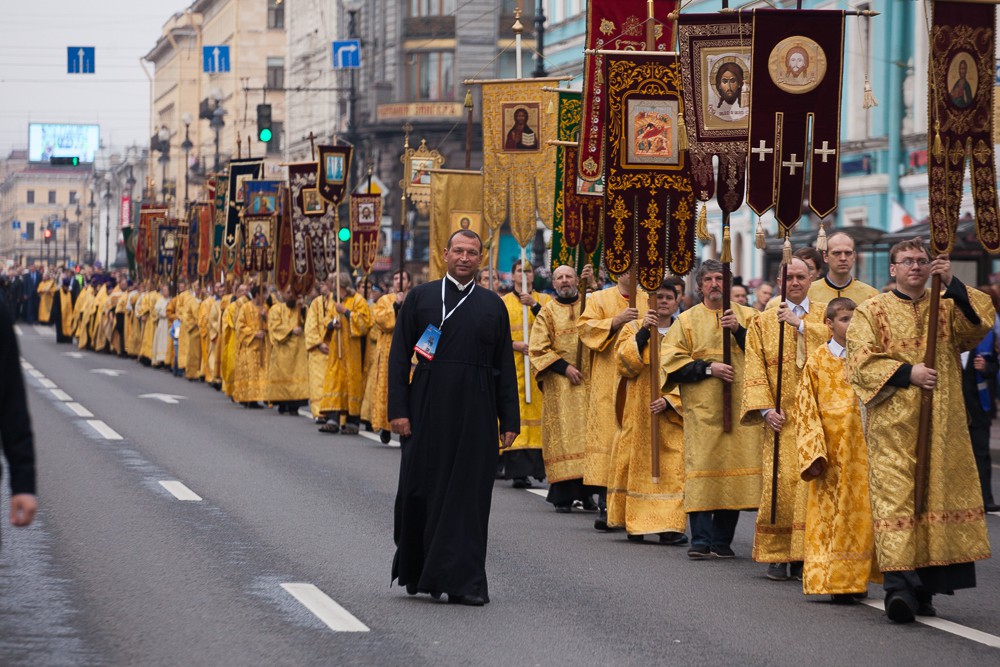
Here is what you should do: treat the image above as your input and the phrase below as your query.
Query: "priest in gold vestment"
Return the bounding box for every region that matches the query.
[37,274,56,324]
[607,281,687,543]
[318,273,372,434]
[304,280,335,422]
[796,297,879,601]
[232,286,270,407]
[847,240,993,623]
[661,260,761,560]
[266,287,309,412]
[52,276,75,344]
[578,268,648,529]
[529,265,599,512]
[809,232,878,305]
[367,271,410,443]
[182,283,203,380]
[742,257,828,581]
[221,285,248,396]
[137,285,156,364]
[500,260,550,487]
[72,282,94,349]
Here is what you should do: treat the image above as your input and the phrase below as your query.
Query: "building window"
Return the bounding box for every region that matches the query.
[69,191,77,204]
[26,222,34,241]
[266,57,285,90]
[410,0,456,16]
[267,121,283,155]
[267,0,284,29]
[406,51,455,101]
[26,190,34,204]
[48,190,56,204]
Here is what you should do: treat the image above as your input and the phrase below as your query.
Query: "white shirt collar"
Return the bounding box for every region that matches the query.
[827,338,847,358]
[445,272,474,292]
[786,295,810,314]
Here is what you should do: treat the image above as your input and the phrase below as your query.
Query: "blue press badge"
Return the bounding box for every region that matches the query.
[414,324,441,361]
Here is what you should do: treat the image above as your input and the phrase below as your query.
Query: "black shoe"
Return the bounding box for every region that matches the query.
[710,545,736,559]
[885,590,917,623]
[448,594,486,606]
[984,503,1000,513]
[511,478,531,489]
[658,532,689,546]
[380,429,392,444]
[626,534,645,543]
[277,405,287,414]
[314,417,326,424]
[688,545,712,560]
[581,496,599,512]
[789,561,803,581]
[831,594,859,605]
[593,516,619,532]
[405,582,418,595]
[766,563,789,581]
[916,592,937,617]
[554,503,572,514]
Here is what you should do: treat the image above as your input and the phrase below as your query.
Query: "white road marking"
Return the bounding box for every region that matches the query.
[33,325,51,336]
[13,325,22,336]
[139,393,186,404]
[20,360,34,370]
[526,489,548,498]
[63,351,84,359]
[38,378,57,388]
[90,368,125,377]
[50,389,73,401]
[989,511,1000,518]
[358,430,400,448]
[862,600,1000,648]
[158,481,202,501]
[66,402,94,417]
[86,419,123,440]
[27,369,44,378]
[280,583,369,633]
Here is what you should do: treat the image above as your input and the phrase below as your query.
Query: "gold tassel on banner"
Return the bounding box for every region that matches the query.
[863,76,878,109]
[755,218,766,250]
[546,97,555,115]
[677,112,689,152]
[463,89,473,109]
[782,234,792,265]
[815,223,828,251]
[721,226,733,263]
[932,120,944,160]
[695,204,712,242]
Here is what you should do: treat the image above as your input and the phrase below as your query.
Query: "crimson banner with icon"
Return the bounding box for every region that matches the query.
[350,193,382,273]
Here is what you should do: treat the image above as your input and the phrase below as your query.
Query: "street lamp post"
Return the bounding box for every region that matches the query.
[75,203,82,267]
[181,113,193,210]
[346,0,363,142]
[158,125,171,208]
[62,208,68,267]
[533,0,547,78]
[211,99,225,172]
[88,190,96,265]
[104,175,112,269]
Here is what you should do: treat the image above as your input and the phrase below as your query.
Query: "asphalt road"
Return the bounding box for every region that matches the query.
[3,323,1000,666]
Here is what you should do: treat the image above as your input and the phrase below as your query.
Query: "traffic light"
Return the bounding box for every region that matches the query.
[43,228,52,241]
[51,156,79,166]
[257,104,273,142]
[338,226,351,242]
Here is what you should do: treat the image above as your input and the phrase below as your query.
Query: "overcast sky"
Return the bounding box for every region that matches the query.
[0,1,182,158]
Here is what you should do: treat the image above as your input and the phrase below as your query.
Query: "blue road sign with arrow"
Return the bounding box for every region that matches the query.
[68,47,95,74]
[332,40,361,69]
[203,46,231,73]
[11,220,20,230]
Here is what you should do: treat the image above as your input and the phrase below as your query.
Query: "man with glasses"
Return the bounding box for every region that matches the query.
[846,238,994,624]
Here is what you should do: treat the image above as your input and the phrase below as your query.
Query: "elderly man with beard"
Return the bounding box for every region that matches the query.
[529,264,600,513]
[662,259,761,559]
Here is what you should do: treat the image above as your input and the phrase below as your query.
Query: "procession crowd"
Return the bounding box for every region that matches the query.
[7,230,999,624]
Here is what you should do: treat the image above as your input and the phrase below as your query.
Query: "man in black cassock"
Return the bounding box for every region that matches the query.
[388,229,519,606]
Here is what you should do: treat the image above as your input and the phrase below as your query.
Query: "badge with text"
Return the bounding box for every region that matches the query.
[414,324,441,361]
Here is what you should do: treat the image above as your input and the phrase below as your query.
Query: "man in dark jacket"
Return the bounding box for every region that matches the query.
[962,328,999,512]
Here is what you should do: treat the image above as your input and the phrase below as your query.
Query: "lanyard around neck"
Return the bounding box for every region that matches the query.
[441,279,474,328]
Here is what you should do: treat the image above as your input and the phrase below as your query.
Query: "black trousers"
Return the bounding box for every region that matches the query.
[969,423,995,505]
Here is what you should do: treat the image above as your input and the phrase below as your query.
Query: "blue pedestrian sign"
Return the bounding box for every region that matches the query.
[332,40,361,69]
[11,220,20,230]
[52,221,62,230]
[68,47,95,74]
[21,232,28,240]
[203,45,231,73]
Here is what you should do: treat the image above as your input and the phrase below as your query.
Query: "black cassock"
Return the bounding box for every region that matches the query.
[388,278,519,601]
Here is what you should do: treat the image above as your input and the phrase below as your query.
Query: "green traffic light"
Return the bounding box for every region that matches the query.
[259,128,272,142]
[338,227,351,242]
[71,157,79,166]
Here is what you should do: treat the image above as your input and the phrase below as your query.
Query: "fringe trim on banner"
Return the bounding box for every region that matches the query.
[721,226,733,263]
[782,234,792,264]
[755,218,766,250]
[696,205,712,242]
[815,223,828,251]
[932,120,944,160]
[677,112,689,152]
[863,76,878,109]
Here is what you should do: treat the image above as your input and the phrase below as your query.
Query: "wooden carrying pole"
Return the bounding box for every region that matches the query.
[722,213,733,433]
[770,261,790,524]
[914,273,942,515]
[334,209,343,359]
[644,0,660,483]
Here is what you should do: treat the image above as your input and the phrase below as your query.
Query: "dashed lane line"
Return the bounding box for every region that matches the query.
[21,360,34,370]
[13,325,22,336]
[85,419,123,441]
[50,389,73,401]
[65,402,94,418]
[38,378,57,389]
[526,488,548,498]
[158,481,203,501]
[33,325,51,336]
[280,583,370,633]
[27,369,44,378]
[861,600,1000,648]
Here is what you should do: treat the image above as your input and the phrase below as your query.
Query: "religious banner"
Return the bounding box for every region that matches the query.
[678,12,753,214]
[402,138,445,207]
[243,179,284,216]
[929,0,1000,254]
[280,161,338,292]
[122,226,136,275]
[156,224,180,278]
[192,203,213,278]
[211,174,228,270]
[746,10,845,233]
[349,193,382,273]
[604,52,696,286]
[242,214,277,274]
[138,206,168,281]
[224,159,264,251]
[579,0,678,183]
[317,145,353,205]
[429,169,486,280]
[550,89,603,274]
[474,77,564,246]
